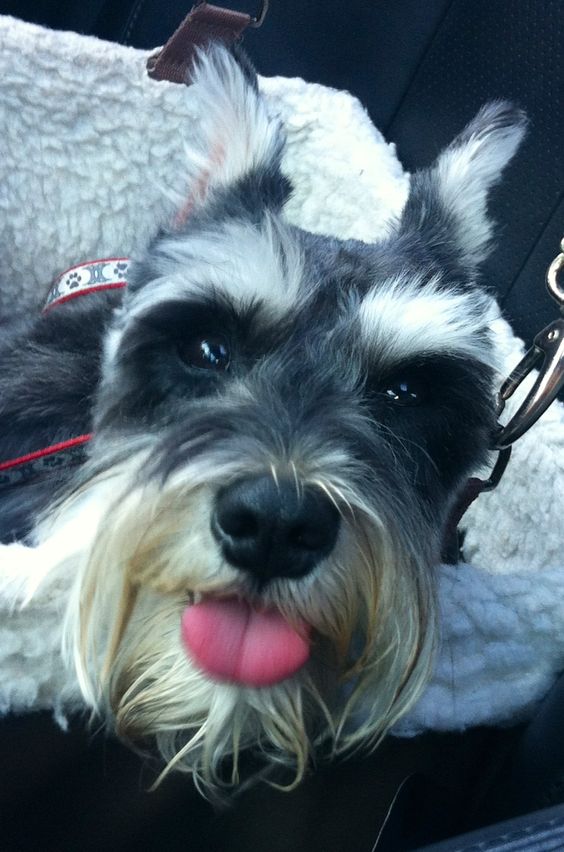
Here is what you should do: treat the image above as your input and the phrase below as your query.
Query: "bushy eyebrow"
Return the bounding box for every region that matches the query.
[128,216,308,325]
[358,275,496,369]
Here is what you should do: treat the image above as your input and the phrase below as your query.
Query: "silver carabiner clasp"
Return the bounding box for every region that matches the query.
[494,236,564,450]
[547,236,564,304]
[495,318,564,448]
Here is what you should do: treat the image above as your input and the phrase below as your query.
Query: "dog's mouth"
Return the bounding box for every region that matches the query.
[181,596,311,687]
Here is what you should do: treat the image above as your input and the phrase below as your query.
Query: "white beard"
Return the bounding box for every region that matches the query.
[1,446,435,790]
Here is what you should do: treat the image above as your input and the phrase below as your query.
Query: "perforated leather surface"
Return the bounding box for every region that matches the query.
[386,0,564,347]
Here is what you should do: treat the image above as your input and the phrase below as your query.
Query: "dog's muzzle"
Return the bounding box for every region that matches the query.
[211,474,340,583]
[179,477,340,689]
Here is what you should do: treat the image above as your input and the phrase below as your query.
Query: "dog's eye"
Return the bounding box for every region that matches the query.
[384,377,427,405]
[181,336,230,371]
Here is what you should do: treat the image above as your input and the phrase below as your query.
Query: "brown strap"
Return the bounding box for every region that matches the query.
[147,3,253,85]
[441,477,485,564]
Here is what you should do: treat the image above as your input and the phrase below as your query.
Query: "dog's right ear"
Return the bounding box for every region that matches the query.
[172,45,289,224]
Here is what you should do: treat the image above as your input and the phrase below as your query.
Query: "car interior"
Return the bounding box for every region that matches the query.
[0,2,563,850]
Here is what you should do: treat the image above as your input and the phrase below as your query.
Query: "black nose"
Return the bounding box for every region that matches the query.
[212,475,340,582]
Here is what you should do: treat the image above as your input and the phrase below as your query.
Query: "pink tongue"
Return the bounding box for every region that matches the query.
[181,598,310,687]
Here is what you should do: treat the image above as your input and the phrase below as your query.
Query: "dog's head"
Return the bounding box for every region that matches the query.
[59,47,526,789]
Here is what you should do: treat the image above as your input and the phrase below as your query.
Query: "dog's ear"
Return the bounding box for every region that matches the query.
[398,102,527,275]
[172,45,289,225]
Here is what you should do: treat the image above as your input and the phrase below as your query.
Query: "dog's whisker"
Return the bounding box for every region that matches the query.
[289,460,301,501]
[269,462,280,490]
[309,478,343,518]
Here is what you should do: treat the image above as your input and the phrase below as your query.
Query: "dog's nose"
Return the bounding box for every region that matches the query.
[212,475,340,582]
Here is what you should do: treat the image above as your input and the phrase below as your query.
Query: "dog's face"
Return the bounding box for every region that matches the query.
[55,49,526,789]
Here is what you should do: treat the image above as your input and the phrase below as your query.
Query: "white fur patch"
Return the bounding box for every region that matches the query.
[127,216,306,322]
[187,47,282,193]
[359,275,494,366]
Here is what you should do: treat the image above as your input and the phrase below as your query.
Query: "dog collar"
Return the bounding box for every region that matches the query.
[0,434,93,487]
[43,257,130,312]
[0,258,130,487]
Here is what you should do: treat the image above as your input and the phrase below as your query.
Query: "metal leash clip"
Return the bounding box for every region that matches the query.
[494,237,564,450]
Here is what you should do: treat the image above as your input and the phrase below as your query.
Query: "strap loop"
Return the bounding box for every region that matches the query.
[147,3,262,85]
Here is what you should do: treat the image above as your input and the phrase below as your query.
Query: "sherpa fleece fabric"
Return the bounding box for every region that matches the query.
[0,15,564,735]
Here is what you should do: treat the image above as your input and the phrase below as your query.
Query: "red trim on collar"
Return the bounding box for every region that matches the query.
[43,281,127,312]
[43,257,130,312]
[0,434,93,472]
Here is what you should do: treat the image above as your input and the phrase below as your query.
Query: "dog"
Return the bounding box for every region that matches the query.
[0,46,526,790]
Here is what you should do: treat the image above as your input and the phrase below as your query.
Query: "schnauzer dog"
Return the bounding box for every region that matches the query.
[0,47,526,789]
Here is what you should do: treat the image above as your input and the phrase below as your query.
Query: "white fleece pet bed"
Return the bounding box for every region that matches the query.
[1,15,564,736]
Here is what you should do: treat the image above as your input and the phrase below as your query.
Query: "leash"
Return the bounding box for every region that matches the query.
[443,236,564,561]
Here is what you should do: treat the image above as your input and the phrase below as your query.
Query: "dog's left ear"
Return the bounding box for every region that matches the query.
[399,102,528,274]
[173,45,289,224]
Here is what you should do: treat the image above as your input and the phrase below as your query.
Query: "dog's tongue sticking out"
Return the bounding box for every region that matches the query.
[181,598,310,687]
